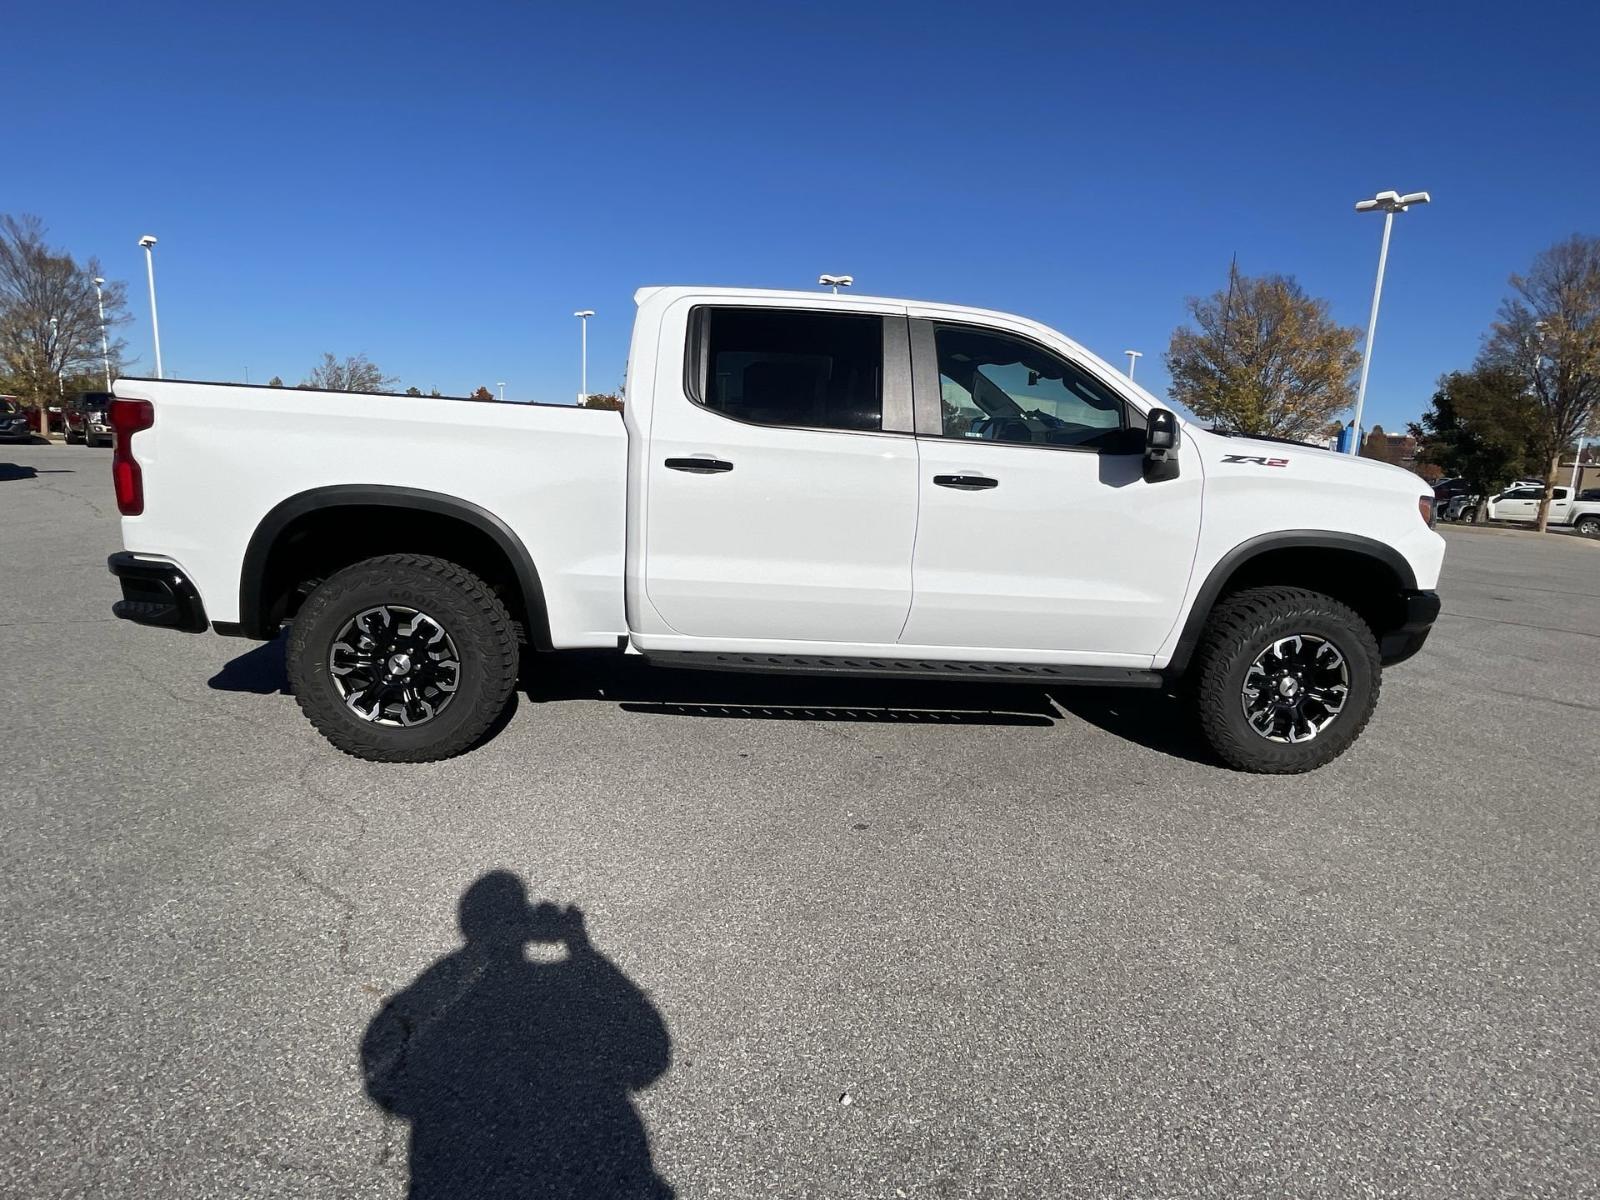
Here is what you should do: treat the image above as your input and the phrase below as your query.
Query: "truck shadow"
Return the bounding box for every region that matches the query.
[208,639,1215,760]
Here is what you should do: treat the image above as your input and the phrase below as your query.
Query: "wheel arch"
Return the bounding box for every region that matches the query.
[1165,531,1418,676]
[238,485,551,648]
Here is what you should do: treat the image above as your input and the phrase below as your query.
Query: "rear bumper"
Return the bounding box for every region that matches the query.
[1380,589,1441,665]
[108,552,209,633]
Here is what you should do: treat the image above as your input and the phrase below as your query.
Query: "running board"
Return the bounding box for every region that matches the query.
[641,651,1163,687]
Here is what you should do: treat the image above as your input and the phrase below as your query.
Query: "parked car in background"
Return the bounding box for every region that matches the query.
[65,393,115,446]
[1484,485,1600,535]
[1441,494,1480,522]
[0,397,33,442]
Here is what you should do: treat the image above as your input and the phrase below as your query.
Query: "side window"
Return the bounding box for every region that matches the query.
[1553,488,1568,500]
[692,307,883,431]
[933,324,1125,449]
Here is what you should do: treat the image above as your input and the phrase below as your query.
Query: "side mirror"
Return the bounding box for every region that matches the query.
[1143,408,1181,483]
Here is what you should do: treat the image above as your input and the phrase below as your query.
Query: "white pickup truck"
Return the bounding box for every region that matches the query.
[1483,484,1600,534]
[106,286,1444,772]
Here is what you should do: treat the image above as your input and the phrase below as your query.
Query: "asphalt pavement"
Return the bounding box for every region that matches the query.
[4,441,1598,1198]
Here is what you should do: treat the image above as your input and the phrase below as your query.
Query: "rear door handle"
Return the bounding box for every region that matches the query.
[665,457,734,474]
[933,474,998,491]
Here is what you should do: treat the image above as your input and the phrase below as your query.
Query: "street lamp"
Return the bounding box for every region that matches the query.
[574,310,594,404]
[92,276,111,390]
[1124,349,1142,380]
[819,274,853,294]
[138,235,163,379]
[497,381,506,402]
[1348,189,1430,454]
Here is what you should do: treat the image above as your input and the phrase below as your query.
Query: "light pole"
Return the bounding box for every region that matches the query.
[138,235,163,379]
[819,274,853,295]
[92,276,111,390]
[1123,349,1142,380]
[574,310,594,404]
[1348,189,1430,455]
[497,381,506,402]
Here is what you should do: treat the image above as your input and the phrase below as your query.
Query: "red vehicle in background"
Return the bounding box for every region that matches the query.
[63,392,115,445]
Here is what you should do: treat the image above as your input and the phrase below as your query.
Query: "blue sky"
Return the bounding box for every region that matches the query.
[8,0,1598,432]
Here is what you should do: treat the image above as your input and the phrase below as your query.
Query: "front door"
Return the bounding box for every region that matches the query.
[899,319,1201,660]
[643,303,919,643]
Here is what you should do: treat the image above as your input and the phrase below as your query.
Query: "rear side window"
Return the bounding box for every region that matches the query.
[691,307,883,431]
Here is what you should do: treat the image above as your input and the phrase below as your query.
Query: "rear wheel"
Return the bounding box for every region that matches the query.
[1191,586,1381,773]
[286,554,518,762]
[1575,514,1600,537]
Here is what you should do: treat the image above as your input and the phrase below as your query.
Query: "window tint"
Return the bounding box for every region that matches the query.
[932,325,1124,449]
[695,308,883,431]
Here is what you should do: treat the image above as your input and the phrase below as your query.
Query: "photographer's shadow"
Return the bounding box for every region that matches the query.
[361,872,673,1199]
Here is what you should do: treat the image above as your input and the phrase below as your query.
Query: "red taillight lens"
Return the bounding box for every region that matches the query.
[1418,495,1435,526]
[110,398,154,516]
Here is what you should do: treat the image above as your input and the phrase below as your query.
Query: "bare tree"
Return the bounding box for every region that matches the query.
[1479,235,1600,531]
[0,214,131,436]
[302,353,397,393]
[1165,262,1362,440]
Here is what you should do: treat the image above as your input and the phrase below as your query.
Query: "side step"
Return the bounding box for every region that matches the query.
[641,651,1163,688]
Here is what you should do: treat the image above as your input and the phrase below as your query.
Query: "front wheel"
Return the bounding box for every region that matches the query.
[287,554,519,762]
[1191,586,1381,774]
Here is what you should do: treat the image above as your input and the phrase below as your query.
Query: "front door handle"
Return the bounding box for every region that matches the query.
[933,474,998,491]
[665,457,734,474]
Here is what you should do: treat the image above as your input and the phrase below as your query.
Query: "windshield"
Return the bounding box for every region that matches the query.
[0,399,18,414]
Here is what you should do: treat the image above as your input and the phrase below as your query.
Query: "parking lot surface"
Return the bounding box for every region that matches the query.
[4,441,1598,1198]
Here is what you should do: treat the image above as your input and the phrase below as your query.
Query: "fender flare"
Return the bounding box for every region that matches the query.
[1163,530,1417,675]
[238,484,551,647]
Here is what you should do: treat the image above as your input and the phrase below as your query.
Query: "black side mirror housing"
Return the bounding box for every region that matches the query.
[1143,408,1181,483]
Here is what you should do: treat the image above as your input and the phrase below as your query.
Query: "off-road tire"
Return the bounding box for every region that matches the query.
[1191,586,1381,774]
[287,554,518,762]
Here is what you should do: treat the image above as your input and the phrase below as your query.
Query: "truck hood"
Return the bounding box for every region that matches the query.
[1188,426,1429,496]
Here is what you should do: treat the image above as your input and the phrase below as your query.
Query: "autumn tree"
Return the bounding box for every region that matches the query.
[581,392,623,411]
[0,214,131,436]
[1165,262,1362,440]
[468,386,495,401]
[302,352,397,393]
[1408,368,1542,515]
[1477,235,1600,530]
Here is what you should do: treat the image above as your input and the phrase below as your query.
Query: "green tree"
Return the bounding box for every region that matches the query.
[302,352,397,393]
[1477,235,1600,530]
[404,386,422,397]
[1408,368,1542,514]
[0,214,131,436]
[581,392,623,411]
[1165,262,1362,439]
[267,375,284,387]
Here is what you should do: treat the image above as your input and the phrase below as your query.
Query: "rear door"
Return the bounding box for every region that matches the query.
[899,318,1201,659]
[642,302,919,643]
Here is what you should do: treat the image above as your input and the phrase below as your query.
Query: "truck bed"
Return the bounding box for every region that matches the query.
[111,379,630,646]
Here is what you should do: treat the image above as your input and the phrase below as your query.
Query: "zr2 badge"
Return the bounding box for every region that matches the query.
[1221,454,1289,468]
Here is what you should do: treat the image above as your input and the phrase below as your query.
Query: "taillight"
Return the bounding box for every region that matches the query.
[110,398,154,516]
[1418,494,1435,526]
